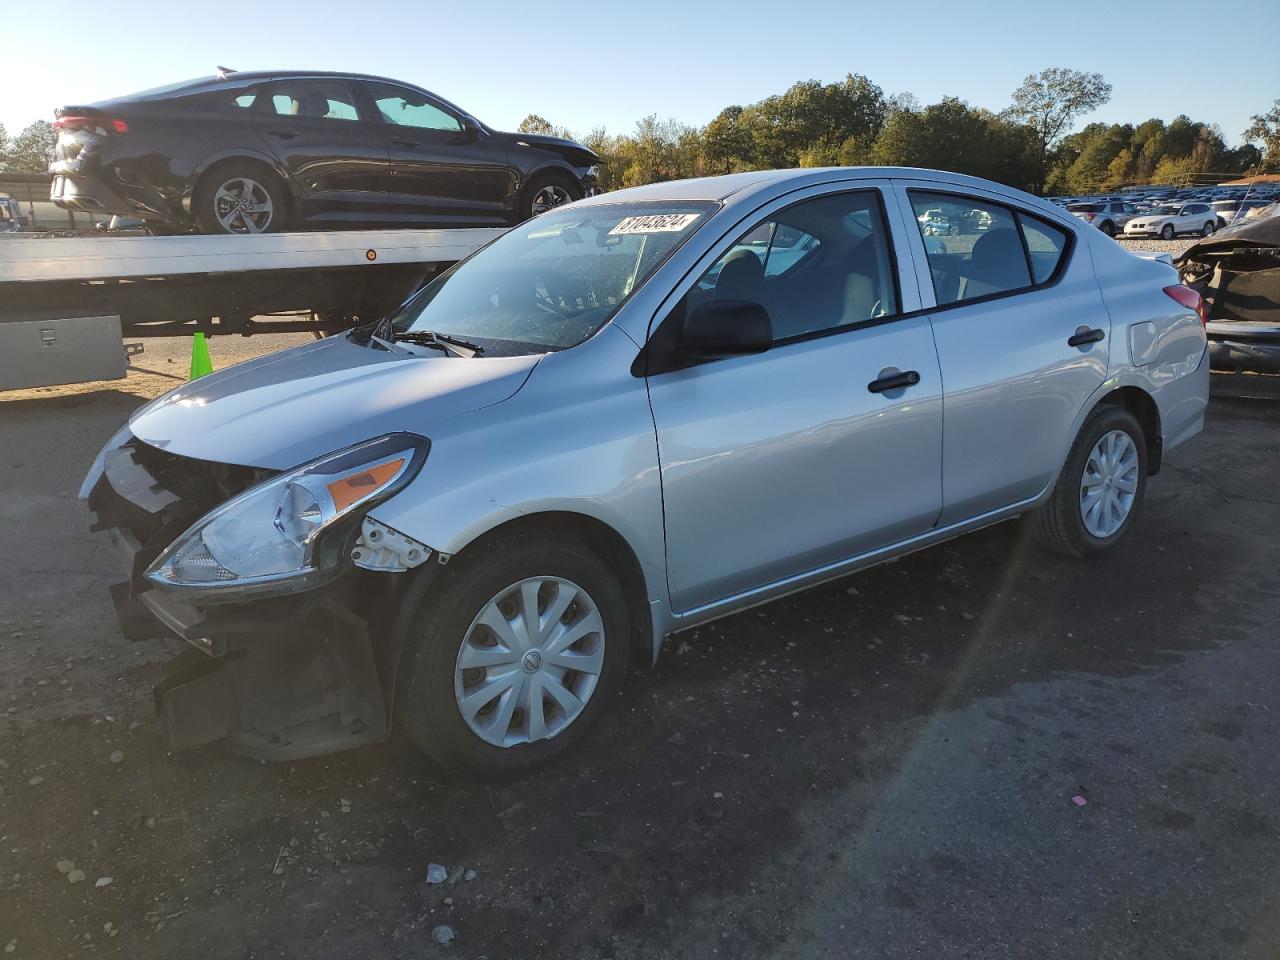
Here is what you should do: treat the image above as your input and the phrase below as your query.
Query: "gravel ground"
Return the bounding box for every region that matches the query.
[1115,236,1199,258]
[3,332,1280,959]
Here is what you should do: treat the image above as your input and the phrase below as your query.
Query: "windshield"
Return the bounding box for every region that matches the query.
[389,202,715,355]
[1150,205,1181,215]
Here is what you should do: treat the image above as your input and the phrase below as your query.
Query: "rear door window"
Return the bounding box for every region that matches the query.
[910,191,1072,305]
[910,193,1028,304]
[267,80,360,122]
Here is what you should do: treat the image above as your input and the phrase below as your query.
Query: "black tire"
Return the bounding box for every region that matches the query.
[518,172,582,222]
[193,161,291,235]
[1202,220,1215,237]
[396,530,630,779]
[1160,224,1175,241]
[1100,220,1116,237]
[1033,405,1148,559]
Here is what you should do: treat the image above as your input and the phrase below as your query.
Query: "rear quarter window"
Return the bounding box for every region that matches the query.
[1017,214,1070,285]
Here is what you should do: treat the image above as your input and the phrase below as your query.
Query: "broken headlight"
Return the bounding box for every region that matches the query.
[146,434,429,601]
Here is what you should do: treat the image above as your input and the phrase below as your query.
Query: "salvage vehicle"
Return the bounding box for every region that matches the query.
[50,70,599,234]
[1177,203,1280,373]
[1124,202,1218,240]
[82,167,1210,777]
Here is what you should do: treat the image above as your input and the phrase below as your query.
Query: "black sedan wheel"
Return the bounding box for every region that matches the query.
[520,174,581,221]
[195,163,290,235]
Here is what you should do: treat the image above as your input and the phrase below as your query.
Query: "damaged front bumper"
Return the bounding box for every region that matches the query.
[85,432,435,760]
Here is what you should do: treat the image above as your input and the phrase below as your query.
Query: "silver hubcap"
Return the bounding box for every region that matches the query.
[1080,430,1139,538]
[213,177,273,233]
[530,184,572,216]
[454,576,605,748]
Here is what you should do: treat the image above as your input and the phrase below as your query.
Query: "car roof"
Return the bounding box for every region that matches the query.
[573,166,1063,218]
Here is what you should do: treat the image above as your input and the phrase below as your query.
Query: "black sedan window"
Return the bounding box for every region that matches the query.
[366,82,462,132]
[267,80,359,121]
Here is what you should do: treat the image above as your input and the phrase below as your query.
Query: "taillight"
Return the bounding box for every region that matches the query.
[1164,284,1206,326]
[1084,213,1096,222]
[54,116,128,135]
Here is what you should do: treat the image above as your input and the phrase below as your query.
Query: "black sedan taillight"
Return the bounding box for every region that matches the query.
[54,115,129,136]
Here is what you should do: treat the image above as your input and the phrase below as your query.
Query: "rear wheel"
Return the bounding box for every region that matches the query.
[1202,220,1216,237]
[396,530,629,778]
[519,173,581,221]
[1033,405,1148,559]
[194,162,290,235]
[1160,223,1176,241]
[1100,220,1116,237]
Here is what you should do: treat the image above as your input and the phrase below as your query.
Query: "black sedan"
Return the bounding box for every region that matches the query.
[49,70,600,234]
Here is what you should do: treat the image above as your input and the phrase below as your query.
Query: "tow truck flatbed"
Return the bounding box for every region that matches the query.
[0,227,506,391]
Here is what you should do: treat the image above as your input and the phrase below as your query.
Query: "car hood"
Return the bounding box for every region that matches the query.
[128,335,540,470]
[498,130,598,166]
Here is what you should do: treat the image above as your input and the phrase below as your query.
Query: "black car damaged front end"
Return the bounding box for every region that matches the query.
[84,432,438,760]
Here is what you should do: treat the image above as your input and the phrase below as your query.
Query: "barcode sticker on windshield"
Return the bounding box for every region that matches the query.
[609,213,701,235]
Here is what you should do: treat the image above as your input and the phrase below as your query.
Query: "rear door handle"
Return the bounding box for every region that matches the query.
[391,137,419,148]
[1068,327,1105,347]
[267,128,297,140]
[867,370,921,394]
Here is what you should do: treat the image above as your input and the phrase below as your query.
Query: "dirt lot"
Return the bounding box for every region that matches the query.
[2,339,1280,959]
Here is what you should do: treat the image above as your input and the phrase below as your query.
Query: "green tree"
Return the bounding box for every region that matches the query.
[1243,99,1280,170]
[6,121,56,173]
[0,123,9,171]
[702,106,753,174]
[517,114,555,135]
[741,74,887,168]
[871,97,1039,191]
[1005,67,1112,190]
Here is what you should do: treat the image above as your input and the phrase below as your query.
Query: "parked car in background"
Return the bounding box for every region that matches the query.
[1066,200,1134,237]
[50,70,600,235]
[1124,202,1218,240]
[0,194,24,232]
[82,166,1209,776]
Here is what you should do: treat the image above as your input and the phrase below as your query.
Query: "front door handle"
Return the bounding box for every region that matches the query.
[867,370,921,394]
[267,128,297,140]
[1068,327,1106,347]
[391,137,419,148]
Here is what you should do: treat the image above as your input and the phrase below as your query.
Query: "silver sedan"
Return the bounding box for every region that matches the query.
[83,167,1210,777]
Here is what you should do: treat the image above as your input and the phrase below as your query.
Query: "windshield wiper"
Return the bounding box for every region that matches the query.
[391,330,484,358]
[348,317,482,357]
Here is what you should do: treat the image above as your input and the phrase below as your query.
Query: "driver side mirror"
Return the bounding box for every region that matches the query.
[680,300,772,359]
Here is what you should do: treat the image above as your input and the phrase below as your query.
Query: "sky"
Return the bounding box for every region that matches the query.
[4,0,1278,147]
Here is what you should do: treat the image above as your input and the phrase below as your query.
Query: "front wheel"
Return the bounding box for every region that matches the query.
[1160,224,1176,241]
[519,174,581,221]
[1033,405,1148,559]
[396,531,629,778]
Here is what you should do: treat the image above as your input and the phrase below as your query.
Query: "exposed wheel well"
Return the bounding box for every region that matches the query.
[1096,386,1162,474]
[450,512,653,662]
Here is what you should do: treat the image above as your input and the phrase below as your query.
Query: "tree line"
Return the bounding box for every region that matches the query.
[0,121,56,174]
[522,72,1280,196]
